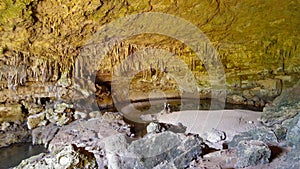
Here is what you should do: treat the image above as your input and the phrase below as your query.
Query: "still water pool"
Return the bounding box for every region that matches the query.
[0,143,48,169]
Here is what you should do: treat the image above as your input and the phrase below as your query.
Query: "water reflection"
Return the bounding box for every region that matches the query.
[122,98,263,123]
[0,143,48,169]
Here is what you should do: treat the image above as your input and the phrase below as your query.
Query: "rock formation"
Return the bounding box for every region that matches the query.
[0,0,299,168]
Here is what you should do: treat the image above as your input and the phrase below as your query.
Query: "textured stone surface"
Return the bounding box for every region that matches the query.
[27,112,46,129]
[0,0,299,109]
[285,112,300,147]
[279,147,300,169]
[146,122,163,134]
[260,81,300,127]
[15,144,97,169]
[229,127,278,148]
[32,123,59,147]
[108,131,204,169]
[235,140,271,168]
[203,128,226,143]
[0,123,30,147]
[0,104,24,123]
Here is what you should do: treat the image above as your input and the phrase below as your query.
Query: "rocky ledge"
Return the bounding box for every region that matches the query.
[5,81,298,169]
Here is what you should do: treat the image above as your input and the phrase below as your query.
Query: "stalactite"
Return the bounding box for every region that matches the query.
[33,65,39,82]
[47,61,53,82]
[19,64,27,85]
[7,70,14,90]
[14,67,18,88]
[53,61,59,81]
[41,63,47,84]
[74,59,79,79]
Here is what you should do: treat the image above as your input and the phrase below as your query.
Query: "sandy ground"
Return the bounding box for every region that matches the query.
[157,110,290,169]
[157,110,262,143]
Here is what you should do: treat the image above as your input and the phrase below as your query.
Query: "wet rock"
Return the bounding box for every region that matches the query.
[146,122,163,134]
[235,140,271,168]
[15,144,97,169]
[229,127,278,148]
[27,112,47,129]
[114,131,204,168]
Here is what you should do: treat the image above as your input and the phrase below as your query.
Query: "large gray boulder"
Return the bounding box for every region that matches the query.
[278,147,300,169]
[229,127,278,148]
[235,140,271,168]
[285,112,300,147]
[104,131,204,169]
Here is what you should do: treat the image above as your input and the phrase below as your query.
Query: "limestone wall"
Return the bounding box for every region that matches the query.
[0,0,299,107]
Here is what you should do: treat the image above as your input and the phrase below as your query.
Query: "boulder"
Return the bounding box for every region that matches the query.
[235,140,271,168]
[48,118,122,152]
[278,147,300,169]
[146,122,163,134]
[32,124,60,147]
[15,144,97,169]
[229,127,278,148]
[285,112,300,147]
[112,131,204,169]
[203,128,226,143]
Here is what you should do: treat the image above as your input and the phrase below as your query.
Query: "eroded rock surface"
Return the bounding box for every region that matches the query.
[260,81,300,127]
[104,131,205,169]
[235,140,271,168]
[15,144,97,169]
[229,127,278,148]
